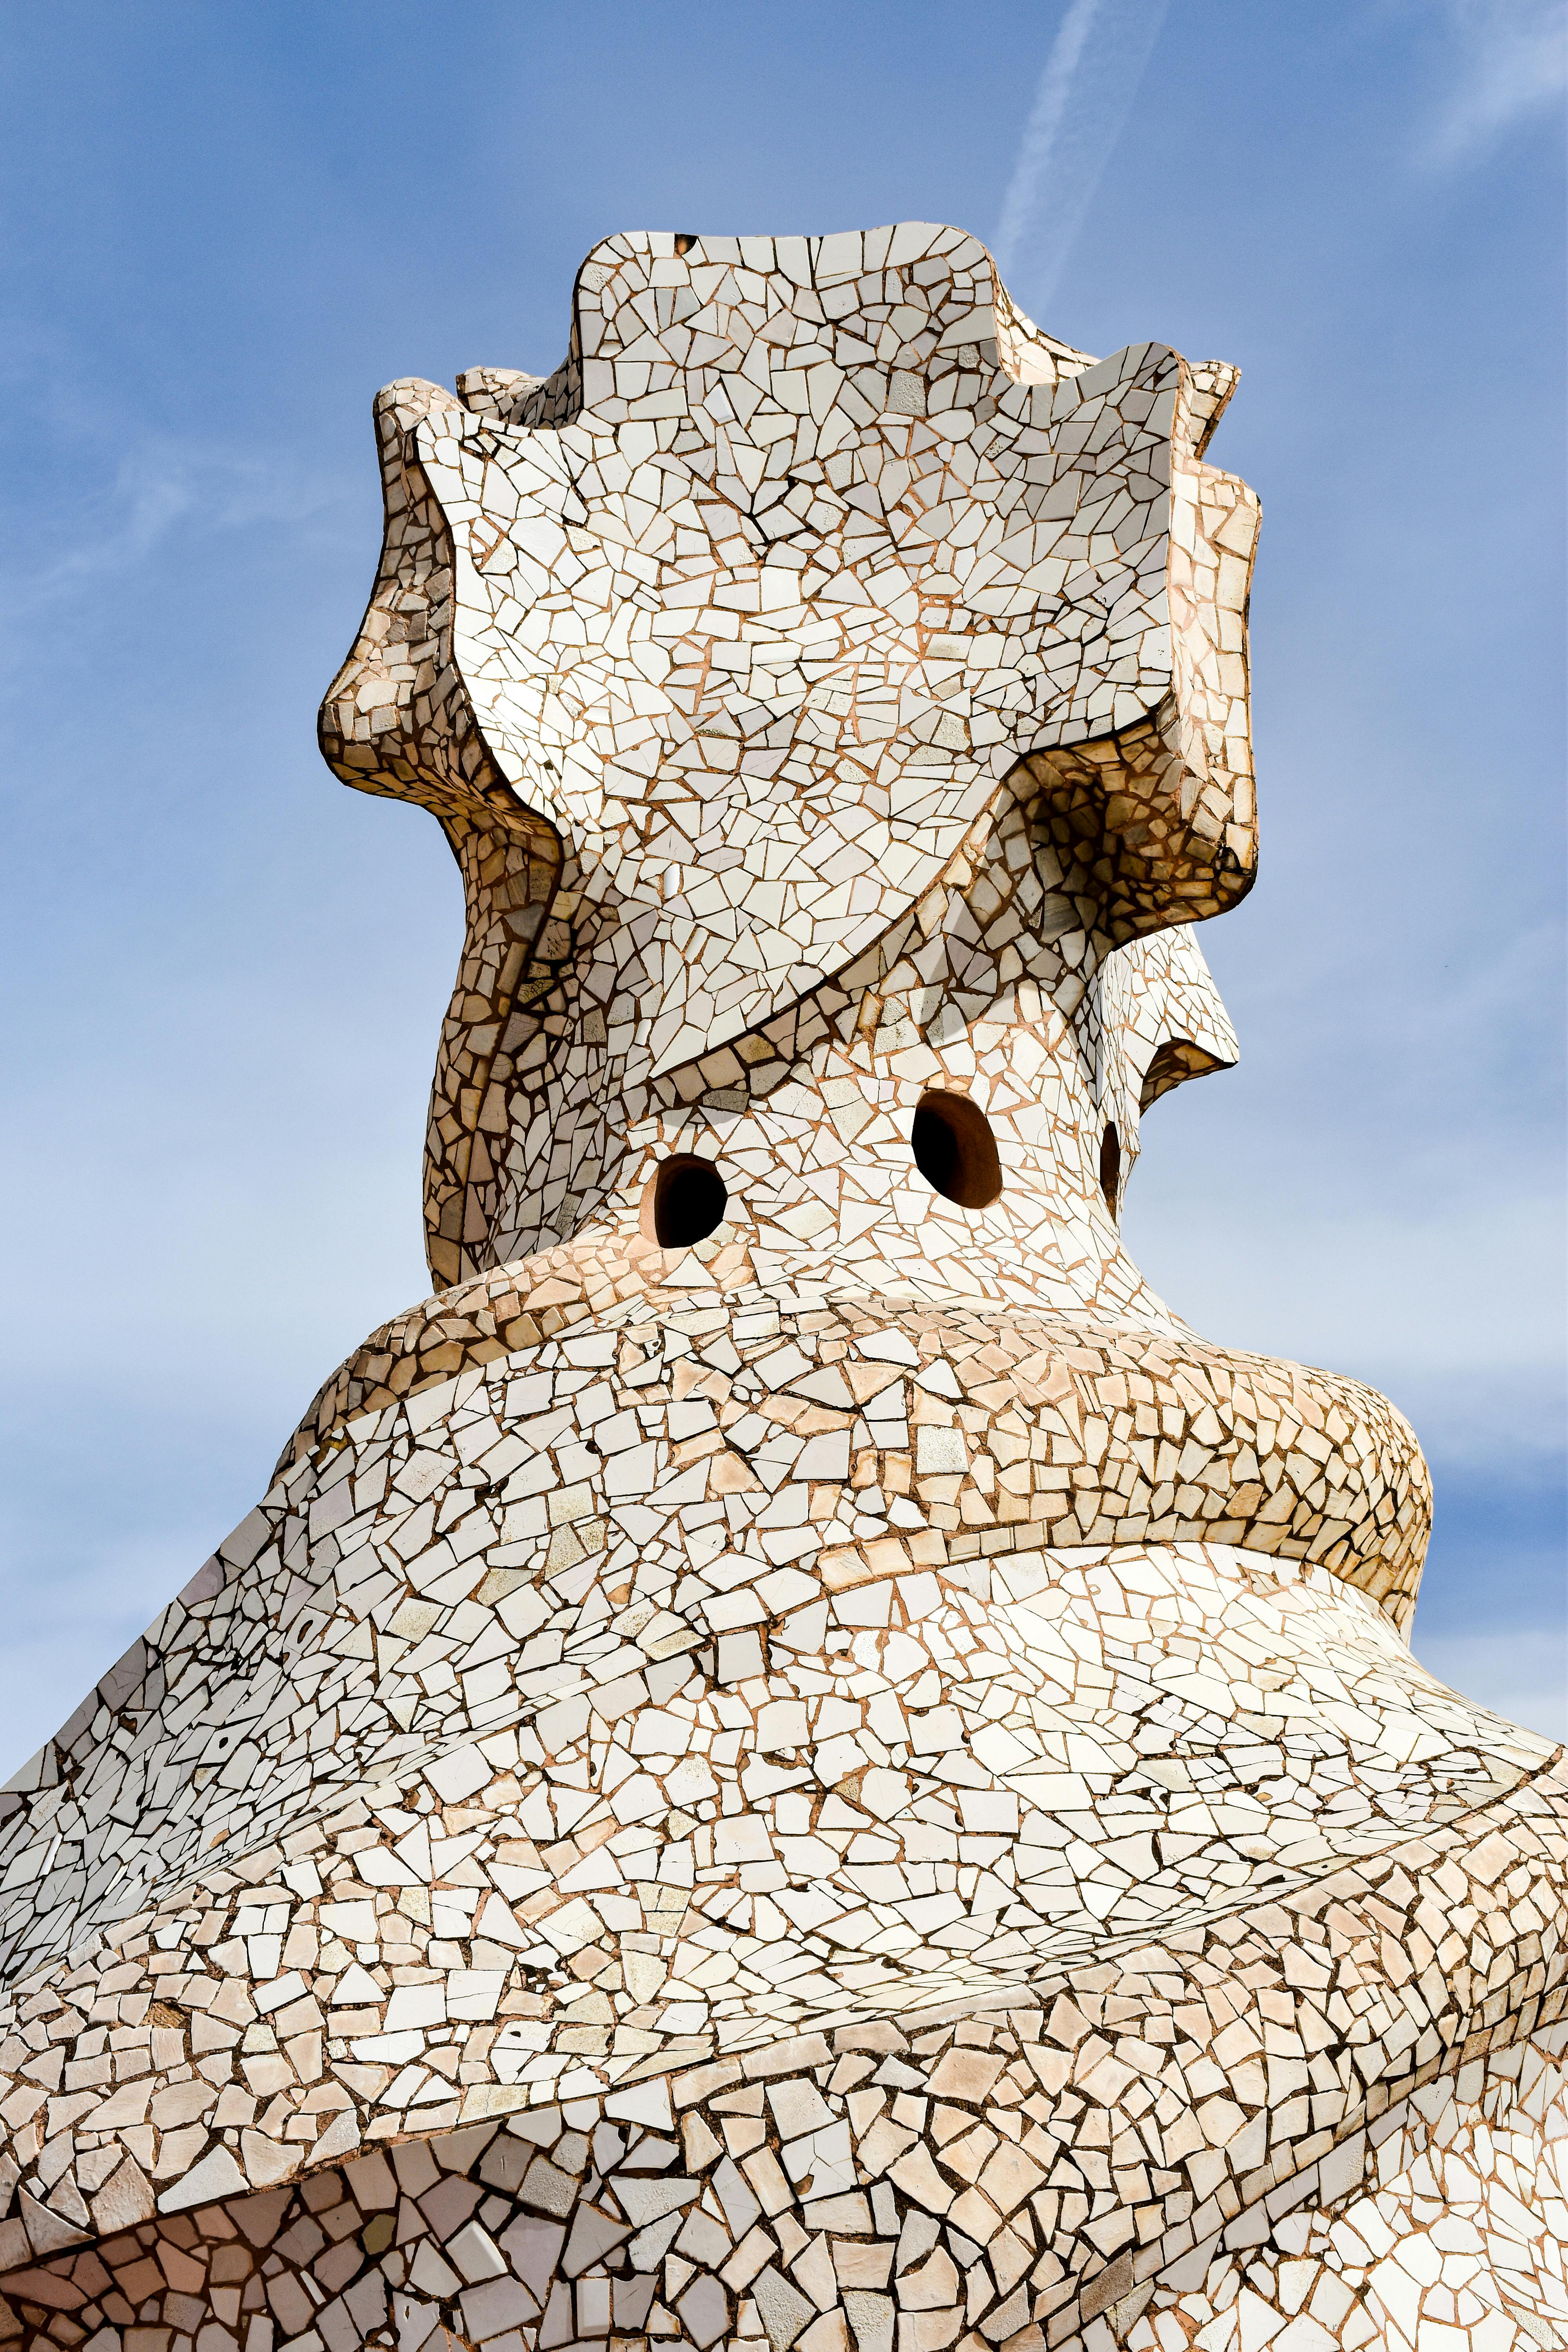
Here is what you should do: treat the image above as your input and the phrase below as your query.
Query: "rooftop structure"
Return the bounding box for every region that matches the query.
[0,225,1563,2352]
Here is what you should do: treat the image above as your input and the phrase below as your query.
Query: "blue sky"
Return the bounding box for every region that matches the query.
[0,0,1563,1771]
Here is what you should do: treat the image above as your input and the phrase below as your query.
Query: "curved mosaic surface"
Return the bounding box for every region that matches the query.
[4,221,1562,2349]
[0,1296,1555,2346]
[319,223,1256,1286]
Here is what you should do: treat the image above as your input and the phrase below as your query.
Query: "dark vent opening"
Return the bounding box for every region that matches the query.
[648,1155,727,1249]
[1100,1123,1122,1219]
[912,1092,1003,1210]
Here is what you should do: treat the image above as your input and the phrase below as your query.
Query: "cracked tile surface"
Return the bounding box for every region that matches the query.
[2,224,1561,2352]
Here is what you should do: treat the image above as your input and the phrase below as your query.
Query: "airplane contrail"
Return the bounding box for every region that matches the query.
[994,0,1169,316]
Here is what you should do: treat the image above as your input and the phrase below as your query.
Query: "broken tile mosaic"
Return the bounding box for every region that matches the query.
[2,224,1561,2352]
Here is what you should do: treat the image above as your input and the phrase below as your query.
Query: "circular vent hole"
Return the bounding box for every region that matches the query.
[911,1091,1003,1209]
[646,1155,728,1249]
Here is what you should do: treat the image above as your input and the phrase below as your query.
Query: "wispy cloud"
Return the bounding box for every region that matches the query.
[17,437,346,608]
[52,442,341,593]
[1425,0,1567,163]
[994,0,1169,312]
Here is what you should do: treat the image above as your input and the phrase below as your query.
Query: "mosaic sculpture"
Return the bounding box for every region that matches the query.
[1,225,1564,2352]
